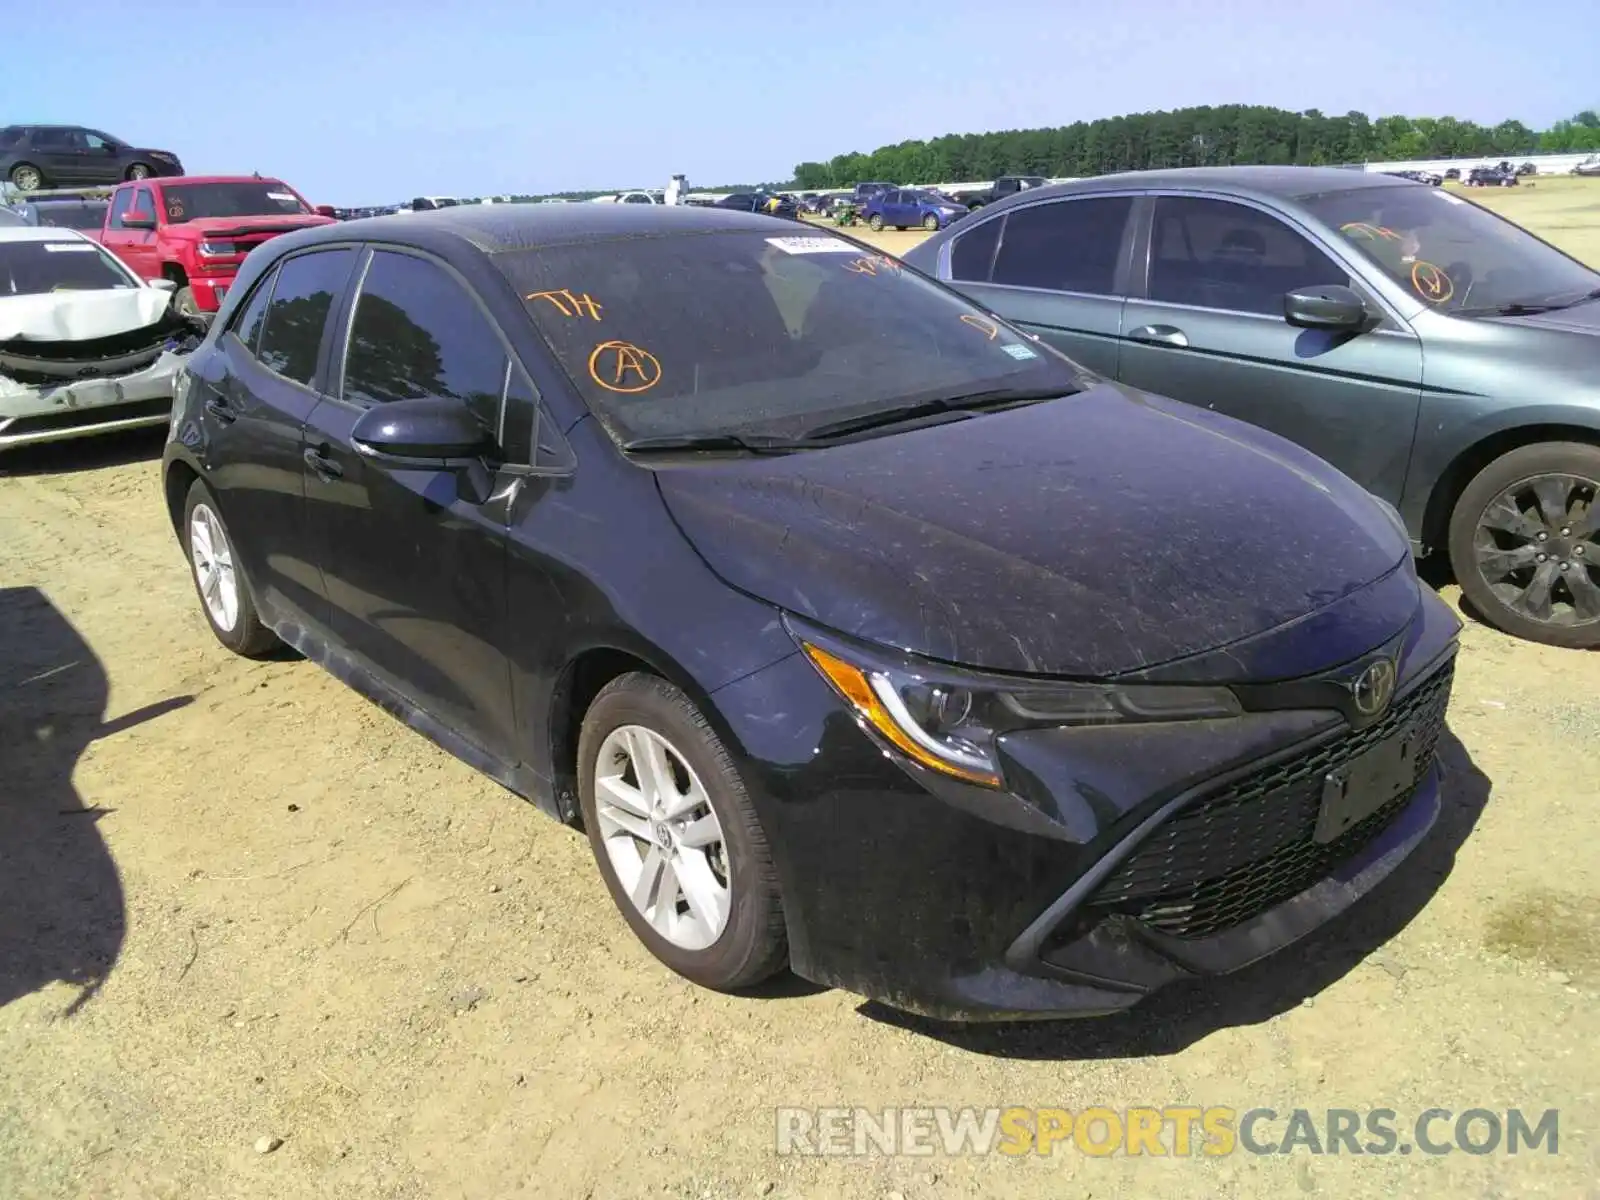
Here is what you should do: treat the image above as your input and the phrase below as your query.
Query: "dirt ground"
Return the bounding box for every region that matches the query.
[3,181,1599,1200]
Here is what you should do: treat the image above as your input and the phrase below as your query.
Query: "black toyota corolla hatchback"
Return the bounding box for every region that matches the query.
[162,205,1460,1021]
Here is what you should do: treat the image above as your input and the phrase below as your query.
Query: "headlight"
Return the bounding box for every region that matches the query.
[793,623,1241,789]
[199,241,227,256]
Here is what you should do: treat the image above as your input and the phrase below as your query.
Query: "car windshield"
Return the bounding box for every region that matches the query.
[1303,184,1600,314]
[159,182,310,223]
[31,203,107,230]
[0,239,136,296]
[493,229,1083,445]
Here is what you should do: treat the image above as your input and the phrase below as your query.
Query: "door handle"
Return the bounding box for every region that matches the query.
[303,446,344,481]
[204,397,236,423]
[1128,324,1189,348]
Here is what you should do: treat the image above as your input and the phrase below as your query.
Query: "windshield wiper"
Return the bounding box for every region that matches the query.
[1454,287,1600,317]
[621,432,823,455]
[801,386,1072,442]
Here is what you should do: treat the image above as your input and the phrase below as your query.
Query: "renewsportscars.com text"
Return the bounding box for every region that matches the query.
[775,1106,1560,1158]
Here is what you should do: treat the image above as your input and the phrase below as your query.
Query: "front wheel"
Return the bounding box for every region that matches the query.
[577,673,787,991]
[183,480,280,657]
[172,286,199,318]
[1447,442,1600,648]
[867,213,885,231]
[126,163,153,181]
[923,213,940,231]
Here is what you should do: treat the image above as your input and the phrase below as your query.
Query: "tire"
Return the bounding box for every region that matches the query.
[172,286,199,318]
[923,213,940,231]
[181,480,280,657]
[577,673,787,991]
[9,163,43,191]
[1447,442,1600,649]
[867,213,884,231]
[126,163,153,181]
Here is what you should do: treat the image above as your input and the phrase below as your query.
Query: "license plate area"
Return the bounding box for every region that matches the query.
[1314,726,1418,844]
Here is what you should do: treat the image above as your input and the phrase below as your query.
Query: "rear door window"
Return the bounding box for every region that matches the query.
[255,249,357,386]
[1147,196,1349,316]
[989,196,1134,295]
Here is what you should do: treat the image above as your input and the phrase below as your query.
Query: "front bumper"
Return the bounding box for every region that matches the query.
[185,275,233,313]
[0,349,184,450]
[710,588,1460,1021]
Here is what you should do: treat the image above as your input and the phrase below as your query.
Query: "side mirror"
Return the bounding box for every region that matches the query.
[350,396,497,470]
[1284,284,1370,332]
[122,210,156,230]
[148,278,177,293]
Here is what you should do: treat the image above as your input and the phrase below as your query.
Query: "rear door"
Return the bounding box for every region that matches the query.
[934,193,1136,378]
[300,246,520,763]
[26,128,84,184]
[1116,193,1423,502]
[191,247,359,630]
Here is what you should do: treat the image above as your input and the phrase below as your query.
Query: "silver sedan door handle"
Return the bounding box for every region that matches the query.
[1128,324,1189,348]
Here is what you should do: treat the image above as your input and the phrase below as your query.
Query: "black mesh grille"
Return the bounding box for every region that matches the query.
[1083,660,1454,939]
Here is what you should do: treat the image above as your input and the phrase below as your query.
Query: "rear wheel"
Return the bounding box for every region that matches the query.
[867,213,885,231]
[1447,442,1600,648]
[577,673,787,991]
[9,163,42,191]
[182,480,280,657]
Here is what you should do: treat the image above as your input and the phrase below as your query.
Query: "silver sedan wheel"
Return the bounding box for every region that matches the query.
[189,503,240,632]
[593,724,731,951]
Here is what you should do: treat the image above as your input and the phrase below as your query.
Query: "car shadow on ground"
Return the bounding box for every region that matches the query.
[0,586,192,1015]
[857,729,1491,1058]
[0,426,167,478]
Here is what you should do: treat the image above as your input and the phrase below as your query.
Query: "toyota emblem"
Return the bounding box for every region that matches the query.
[1351,659,1397,718]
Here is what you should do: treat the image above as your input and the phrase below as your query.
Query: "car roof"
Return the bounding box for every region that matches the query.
[278,203,810,257]
[122,174,287,187]
[1016,165,1413,204]
[0,225,94,244]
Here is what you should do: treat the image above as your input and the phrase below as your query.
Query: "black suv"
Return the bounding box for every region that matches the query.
[1,125,184,192]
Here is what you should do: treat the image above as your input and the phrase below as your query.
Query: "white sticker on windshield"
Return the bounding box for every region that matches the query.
[1000,342,1038,360]
[266,191,297,202]
[42,242,97,252]
[764,236,858,254]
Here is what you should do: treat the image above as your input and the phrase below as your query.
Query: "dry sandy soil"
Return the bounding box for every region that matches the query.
[2,180,1599,1200]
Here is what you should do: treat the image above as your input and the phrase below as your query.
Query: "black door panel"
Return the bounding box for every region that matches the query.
[304,248,519,762]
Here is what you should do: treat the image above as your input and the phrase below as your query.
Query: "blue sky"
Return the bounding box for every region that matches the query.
[5,0,1593,203]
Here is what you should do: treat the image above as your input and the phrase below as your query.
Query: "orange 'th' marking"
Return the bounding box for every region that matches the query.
[587,340,662,393]
[527,289,604,320]
[1410,261,1454,303]
[960,314,999,341]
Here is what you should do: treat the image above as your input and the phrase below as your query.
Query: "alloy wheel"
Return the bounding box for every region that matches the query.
[129,164,151,180]
[189,502,241,632]
[11,165,41,191]
[1472,472,1600,627]
[593,724,730,951]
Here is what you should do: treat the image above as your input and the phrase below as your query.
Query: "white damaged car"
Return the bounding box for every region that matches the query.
[1,226,204,451]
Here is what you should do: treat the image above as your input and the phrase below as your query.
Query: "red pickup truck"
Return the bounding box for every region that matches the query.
[100,175,335,317]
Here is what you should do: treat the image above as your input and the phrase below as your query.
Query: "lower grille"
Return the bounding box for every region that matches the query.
[1084,660,1454,939]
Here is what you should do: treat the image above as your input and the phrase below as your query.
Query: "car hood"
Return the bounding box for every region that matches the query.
[655,383,1412,679]
[173,214,334,236]
[0,287,171,342]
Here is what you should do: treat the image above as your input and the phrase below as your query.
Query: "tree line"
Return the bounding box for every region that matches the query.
[789,106,1600,190]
